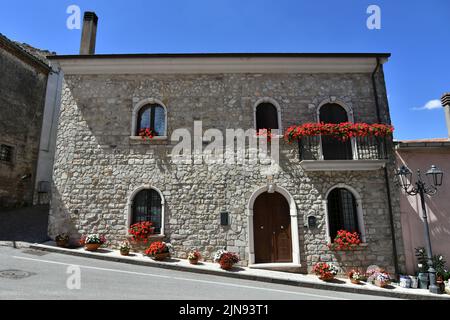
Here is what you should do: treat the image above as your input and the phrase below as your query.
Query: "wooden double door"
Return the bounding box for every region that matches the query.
[253,192,292,263]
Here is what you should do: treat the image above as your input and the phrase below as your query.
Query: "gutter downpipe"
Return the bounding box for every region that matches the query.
[371,57,400,278]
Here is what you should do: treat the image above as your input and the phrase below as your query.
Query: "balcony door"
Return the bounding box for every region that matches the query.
[319,103,353,160]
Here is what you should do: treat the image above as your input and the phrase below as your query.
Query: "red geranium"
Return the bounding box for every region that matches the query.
[284,122,394,143]
[129,221,154,243]
[144,241,168,256]
[312,262,338,278]
[139,128,155,140]
[328,230,362,251]
[256,129,273,142]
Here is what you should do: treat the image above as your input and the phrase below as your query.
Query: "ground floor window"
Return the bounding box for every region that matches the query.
[131,189,162,233]
[327,187,359,240]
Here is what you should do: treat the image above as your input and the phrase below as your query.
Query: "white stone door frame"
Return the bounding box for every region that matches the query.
[247,185,300,265]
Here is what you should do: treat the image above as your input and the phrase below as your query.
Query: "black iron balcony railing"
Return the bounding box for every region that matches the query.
[298,135,387,161]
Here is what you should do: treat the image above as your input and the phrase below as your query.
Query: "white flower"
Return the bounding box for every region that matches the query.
[214,249,226,262]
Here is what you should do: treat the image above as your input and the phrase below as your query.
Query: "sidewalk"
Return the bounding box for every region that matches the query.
[31,241,450,300]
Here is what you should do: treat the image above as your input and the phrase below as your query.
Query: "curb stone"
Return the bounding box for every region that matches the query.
[0,241,32,249]
[29,243,450,301]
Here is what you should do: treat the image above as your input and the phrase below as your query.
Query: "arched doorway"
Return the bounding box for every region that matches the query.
[253,192,292,263]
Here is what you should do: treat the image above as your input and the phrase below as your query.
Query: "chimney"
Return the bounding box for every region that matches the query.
[79,12,98,55]
[441,93,450,140]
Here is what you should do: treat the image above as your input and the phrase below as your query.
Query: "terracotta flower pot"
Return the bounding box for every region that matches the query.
[351,279,360,284]
[220,261,234,270]
[56,239,69,248]
[120,249,130,256]
[189,258,199,265]
[319,275,335,282]
[152,252,170,261]
[374,279,389,288]
[85,243,101,251]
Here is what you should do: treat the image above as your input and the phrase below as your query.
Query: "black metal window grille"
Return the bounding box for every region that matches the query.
[132,189,162,233]
[327,188,359,241]
[319,103,353,160]
[256,103,279,131]
[136,104,166,136]
[0,145,13,162]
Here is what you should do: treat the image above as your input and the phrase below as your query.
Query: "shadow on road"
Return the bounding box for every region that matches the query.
[0,205,50,243]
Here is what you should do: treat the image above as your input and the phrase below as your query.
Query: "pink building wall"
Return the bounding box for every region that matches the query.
[396,145,450,275]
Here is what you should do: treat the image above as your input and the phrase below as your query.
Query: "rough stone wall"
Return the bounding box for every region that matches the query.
[0,47,48,208]
[50,71,406,274]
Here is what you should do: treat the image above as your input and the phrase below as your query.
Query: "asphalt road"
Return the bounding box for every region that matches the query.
[0,246,397,300]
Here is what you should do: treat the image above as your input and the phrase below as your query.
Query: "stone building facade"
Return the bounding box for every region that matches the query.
[0,34,50,208]
[48,53,406,275]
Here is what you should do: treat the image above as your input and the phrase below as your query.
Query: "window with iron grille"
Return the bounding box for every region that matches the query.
[131,189,162,233]
[136,104,166,136]
[327,188,359,241]
[0,144,13,163]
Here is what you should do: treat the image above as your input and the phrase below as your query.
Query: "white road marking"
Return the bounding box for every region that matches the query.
[13,255,348,300]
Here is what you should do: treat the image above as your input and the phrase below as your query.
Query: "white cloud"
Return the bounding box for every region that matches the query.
[413,99,442,110]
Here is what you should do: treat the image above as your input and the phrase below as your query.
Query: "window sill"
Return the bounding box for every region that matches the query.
[129,136,169,145]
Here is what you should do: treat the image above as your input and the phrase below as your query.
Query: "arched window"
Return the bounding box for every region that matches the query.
[327,188,359,241]
[136,103,166,136]
[256,103,279,131]
[319,103,352,160]
[131,189,162,233]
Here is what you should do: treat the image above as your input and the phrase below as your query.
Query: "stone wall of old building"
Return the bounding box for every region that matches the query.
[49,70,406,274]
[0,43,49,208]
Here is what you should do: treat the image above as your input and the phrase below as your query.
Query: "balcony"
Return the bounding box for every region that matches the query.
[297,135,388,171]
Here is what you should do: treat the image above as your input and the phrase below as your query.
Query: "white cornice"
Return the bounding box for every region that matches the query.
[52,56,386,75]
[299,160,387,171]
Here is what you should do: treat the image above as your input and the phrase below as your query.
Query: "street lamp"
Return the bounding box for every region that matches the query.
[395,164,444,294]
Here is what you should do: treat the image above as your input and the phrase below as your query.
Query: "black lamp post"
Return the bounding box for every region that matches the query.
[395,164,444,294]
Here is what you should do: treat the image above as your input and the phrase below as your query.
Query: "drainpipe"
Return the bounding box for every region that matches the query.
[371,57,400,278]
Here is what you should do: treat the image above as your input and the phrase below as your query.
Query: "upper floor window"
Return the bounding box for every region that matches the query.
[136,103,166,136]
[319,103,353,160]
[256,103,279,131]
[0,144,13,163]
[327,187,360,241]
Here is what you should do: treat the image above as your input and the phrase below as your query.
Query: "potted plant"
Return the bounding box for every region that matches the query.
[129,221,155,243]
[80,234,106,251]
[187,250,201,265]
[119,241,130,256]
[139,128,155,140]
[214,249,239,270]
[348,270,364,284]
[373,271,391,288]
[144,241,171,261]
[433,254,447,294]
[55,233,70,247]
[415,247,429,289]
[327,230,362,251]
[445,279,450,295]
[399,275,412,288]
[312,262,338,281]
[128,221,156,252]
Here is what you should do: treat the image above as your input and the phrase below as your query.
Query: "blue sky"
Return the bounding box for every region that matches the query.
[1,0,449,140]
